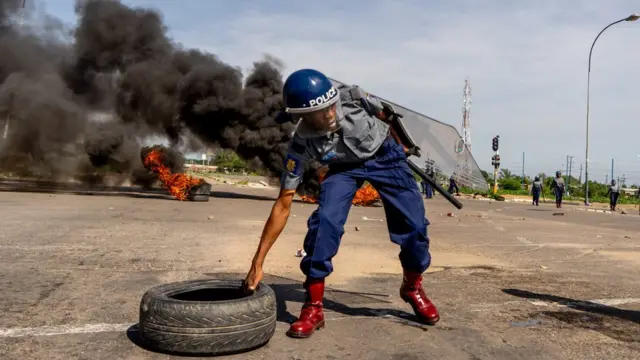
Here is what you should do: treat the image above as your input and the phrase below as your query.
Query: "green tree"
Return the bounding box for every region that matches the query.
[500,168,513,179]
[213,149,247,169]
[499,177,521,190]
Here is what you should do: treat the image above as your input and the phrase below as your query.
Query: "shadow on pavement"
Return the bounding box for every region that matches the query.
[503,288,640,343]
[208,190,276,202]
[202,272,419,327]
[269,282,416,325]
[0,178,316,204]
[503,288,640,324]
[262,274,421,329]
[0,186,172,200]
[0,178,171,200]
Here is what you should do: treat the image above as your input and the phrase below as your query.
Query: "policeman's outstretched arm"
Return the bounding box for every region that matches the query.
[243,188,295,292]
[243,142,308,292]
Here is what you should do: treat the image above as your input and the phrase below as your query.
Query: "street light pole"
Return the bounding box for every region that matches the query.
[584,13,639,206]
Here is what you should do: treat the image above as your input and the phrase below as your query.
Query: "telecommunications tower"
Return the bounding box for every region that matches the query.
[453,77,473,185]
[461,77,472,151]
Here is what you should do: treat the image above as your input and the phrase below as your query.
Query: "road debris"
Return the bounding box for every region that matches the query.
[354,226,360,231]
[362,216,383,222]
[467,213,488,219]
[295,249,307,257]
[207,215,214,220]
[510,319,542,327]
[552,212,564,216]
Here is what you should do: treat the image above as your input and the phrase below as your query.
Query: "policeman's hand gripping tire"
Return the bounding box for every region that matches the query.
[138,279,277,356]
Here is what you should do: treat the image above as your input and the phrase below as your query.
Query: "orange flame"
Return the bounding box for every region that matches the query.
[143,149,205,200]
[352,183,380,206]
[300,183,380,206]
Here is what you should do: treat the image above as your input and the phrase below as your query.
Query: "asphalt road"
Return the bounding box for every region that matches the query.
[0,182,638,359]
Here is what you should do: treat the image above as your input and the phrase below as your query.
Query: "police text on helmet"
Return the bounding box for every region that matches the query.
[308,87,337,107]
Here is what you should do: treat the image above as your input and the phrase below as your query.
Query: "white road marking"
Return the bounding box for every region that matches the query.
[0,245,97,250]
[589,298,640,306]
[0,323,132,338]
[0,316,377,338]
[528,298,640,308]
[469,298,640,311]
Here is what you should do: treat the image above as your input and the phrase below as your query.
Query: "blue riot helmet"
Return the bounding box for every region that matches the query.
[556,171,561,177]
[283,69,339,113]
[277,69,343,136]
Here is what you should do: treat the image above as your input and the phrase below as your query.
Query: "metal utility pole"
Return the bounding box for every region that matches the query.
[579,163,583,184]
[521,152,525,186]
[568,156,574,195]
[584,13,640,206]
[610,158,614,183]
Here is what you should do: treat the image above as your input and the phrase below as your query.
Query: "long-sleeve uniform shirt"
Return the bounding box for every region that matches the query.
[607,183,620,195]
[531,180,542,193]
[551,177,565,193]
[281,84,391,190]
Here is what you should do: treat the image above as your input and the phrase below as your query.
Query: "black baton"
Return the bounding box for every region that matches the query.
[406,159,463,209]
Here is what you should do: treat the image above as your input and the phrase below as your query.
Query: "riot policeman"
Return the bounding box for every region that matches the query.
[243,69,439,338]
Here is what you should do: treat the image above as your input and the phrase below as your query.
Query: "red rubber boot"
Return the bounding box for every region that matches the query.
[399,270,440,325]
[287,278,325,338]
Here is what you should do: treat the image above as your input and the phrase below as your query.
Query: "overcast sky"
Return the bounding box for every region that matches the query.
[41,0,640,184]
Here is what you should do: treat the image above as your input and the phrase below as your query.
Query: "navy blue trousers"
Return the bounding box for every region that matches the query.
[301,138,431,279]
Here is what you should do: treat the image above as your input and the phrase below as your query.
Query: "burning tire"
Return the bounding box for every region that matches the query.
[138,279,277,356]
[187,182,211,202]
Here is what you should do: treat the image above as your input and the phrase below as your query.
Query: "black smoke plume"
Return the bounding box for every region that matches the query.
[0,0,321,195]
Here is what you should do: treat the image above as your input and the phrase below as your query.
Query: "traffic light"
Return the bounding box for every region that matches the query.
[494,155,500,168]
[492,136,499,151]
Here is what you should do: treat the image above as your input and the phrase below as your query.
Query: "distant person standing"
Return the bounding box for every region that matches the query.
[422,179,433,199]
[420,167,433,199]
[606,179,621,211]
[427,169,436,198]
[531,176,543,206]
[551,171,565,208]
[448,175,459,196]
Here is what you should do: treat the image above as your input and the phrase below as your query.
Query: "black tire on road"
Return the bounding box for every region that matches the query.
[138,279,277,356]
[186,194,209,201]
